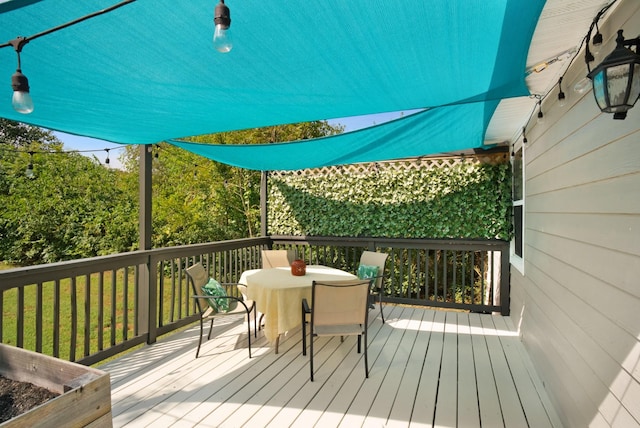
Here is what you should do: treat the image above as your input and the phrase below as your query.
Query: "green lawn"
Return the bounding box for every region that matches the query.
[1,268,187,362]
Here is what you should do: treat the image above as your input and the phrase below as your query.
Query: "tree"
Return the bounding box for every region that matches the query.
[0,118,61,150]
[0,119,343,264]
[121,121,344,246]
[0,120,137,265]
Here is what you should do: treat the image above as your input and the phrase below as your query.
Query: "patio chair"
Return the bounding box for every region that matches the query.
[301,279,372,381]
[186,263,257,358]
[358,250,389,323]
[261,249,295,268]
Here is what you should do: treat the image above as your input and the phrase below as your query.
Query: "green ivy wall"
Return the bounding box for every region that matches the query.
[267,154,512,240]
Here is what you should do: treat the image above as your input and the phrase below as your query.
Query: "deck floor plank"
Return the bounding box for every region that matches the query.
[409,309,447,428]
[456,312,481,428]
[385,308,435,428]
[99,306,562,428]
[336,305,415,428]
[492,315,563,428]
[432,311,461,427]
[360,306,423,428]
[469,312,505,427]
[480,314,530,427]
[288,304,407,428]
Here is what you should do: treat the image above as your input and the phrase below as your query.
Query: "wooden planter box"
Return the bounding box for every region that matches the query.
[0,344,112,427]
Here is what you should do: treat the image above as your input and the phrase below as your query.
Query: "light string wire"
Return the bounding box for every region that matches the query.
[0,139,127,155]
[521,0,619,141]
[0,1,137,50]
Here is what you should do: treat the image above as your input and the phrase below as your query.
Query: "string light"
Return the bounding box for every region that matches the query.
[0,142,126,156]
[536,99,544,124]
[517,0,619,140]
[584,0,619,74]
[0,141,127,173]
[591,22,603,54]
[0,1,137,113]
[9,37,33,114]
[25,151,35,178]
[213,0,232,53]
[557,77,566,107]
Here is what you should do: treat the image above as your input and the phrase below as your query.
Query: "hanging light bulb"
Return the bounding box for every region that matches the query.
[557,77,567,107]
[536,100,545,124]
[213,0,232,53]
[25,151,35,179]
[592,23,603,55]
[574,77,591,94]
[9,37,34,114]
[104,148,110,166]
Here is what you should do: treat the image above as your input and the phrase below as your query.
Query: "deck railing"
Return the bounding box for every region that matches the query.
[271,236,509,314]
[0,236,509,366]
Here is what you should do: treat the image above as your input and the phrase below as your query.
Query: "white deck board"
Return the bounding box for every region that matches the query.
[457,312,481,428]
[99,306,562,427]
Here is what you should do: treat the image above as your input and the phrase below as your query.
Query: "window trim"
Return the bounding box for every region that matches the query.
[511,142,525,275]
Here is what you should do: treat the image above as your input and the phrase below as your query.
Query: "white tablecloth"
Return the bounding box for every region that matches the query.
[240,265,356,342]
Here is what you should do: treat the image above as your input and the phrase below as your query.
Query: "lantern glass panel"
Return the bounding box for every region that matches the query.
[606,64,632,110]
[593,70,607,110]
[629,63,640,106]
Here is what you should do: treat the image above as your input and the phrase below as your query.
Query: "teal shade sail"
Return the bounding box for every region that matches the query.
[169,101,499,171]
[0,1,543,164]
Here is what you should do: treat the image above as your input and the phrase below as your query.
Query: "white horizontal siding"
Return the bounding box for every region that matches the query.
[510,0,640,426]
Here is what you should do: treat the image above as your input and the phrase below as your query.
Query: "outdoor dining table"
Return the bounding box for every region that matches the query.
[240,265,356,353]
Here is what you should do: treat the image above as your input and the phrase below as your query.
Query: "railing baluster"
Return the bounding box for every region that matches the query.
[123,267,129,341]
[91,272,99,357]
[16,286,24,348]
[436,249,440,301]
[36,282,43,353]
[0,290,4,343]
[134,266,139,337]
[481,251,486,306]
[424,249,430,303]
[70,277,77,361]
[111,269,117,347]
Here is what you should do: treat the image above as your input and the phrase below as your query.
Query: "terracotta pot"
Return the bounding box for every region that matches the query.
[290,259,306,276]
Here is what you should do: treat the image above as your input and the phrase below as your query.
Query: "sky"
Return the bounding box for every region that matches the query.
[53,110,419,170]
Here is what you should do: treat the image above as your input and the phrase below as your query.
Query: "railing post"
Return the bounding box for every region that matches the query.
[137,144,157,344]
[261,171,268,237]
[500,245,511,315]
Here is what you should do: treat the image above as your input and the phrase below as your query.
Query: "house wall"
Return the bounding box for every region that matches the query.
[510,1,640,427]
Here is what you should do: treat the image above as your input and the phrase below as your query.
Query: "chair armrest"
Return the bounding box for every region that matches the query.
[191,294,253,314]
[302,298,311,314]
[191,294,243,302]
[366,274,386,291]
[221,283,249,300]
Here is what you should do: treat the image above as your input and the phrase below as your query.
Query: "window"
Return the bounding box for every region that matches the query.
[511,143,524,274]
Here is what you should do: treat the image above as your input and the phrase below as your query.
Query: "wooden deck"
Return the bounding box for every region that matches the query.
[99,305,563,427]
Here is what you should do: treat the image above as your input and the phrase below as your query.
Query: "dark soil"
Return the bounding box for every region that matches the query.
[0,375,59,423]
